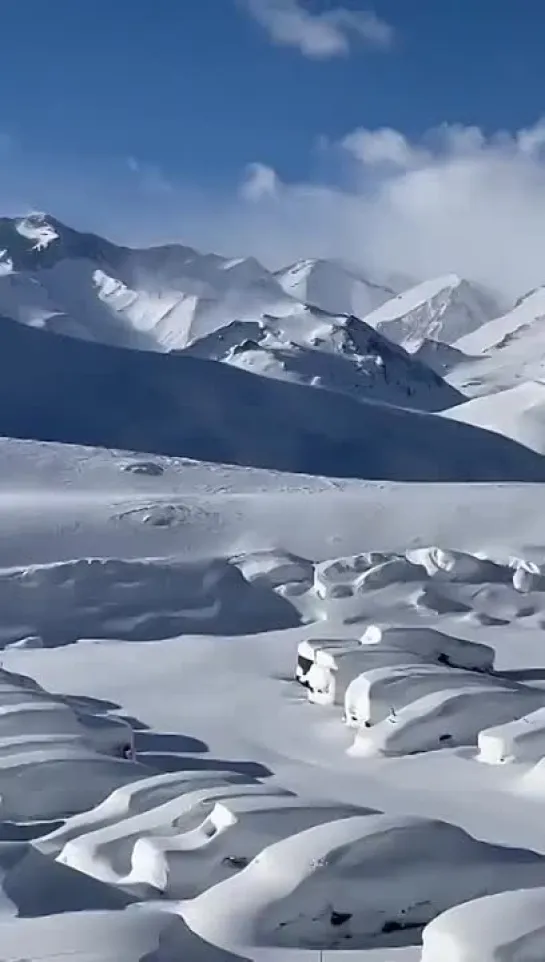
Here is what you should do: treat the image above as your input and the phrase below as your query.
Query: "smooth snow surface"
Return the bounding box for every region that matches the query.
[443,381,545,453]
[421,888,545,962]
[274,258,396,318]
[449,288,545,399]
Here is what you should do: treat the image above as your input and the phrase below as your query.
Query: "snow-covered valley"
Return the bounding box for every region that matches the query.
[2,214,545,961]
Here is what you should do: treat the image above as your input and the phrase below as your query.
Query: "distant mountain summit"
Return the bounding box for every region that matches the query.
[274,258,397,319]
[362,274,503,349]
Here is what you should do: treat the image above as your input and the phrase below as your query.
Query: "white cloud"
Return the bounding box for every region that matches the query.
[8,120,545,305]
[241,0,393,59]
[240,162,279,200]
[214,119,545,301]
[343,128,428,169]
[126,156,173,195]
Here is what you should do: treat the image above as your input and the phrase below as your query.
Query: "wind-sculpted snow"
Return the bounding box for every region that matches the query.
[3,436,545,962]
[349,685,544,757]
[182,815,545,953]
[0,667,141,821]
[0,905,249,962]
[0,556,300,647]
[477,707,545,765]
[1,545,544,652]
[420,888,545,962]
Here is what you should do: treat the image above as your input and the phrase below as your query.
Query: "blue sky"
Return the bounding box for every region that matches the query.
[2,0,545,295]
[2,0,545,185]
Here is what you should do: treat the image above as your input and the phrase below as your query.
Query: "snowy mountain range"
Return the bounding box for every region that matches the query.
[3,212,545,476]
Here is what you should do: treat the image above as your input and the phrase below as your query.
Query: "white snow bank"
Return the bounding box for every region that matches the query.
[360,624,495,671]
[56,781,296,890]
[0,554,301,647]
[349,684,544,757]
[420,887,545,962]
[37,769,261,856]
[478,706,545,765]
[344,663,509,729]
[306,645,428,707]
[0,904,247,962]
[0,667,143,820]
[407,545,510,584]
[182,814,545,954]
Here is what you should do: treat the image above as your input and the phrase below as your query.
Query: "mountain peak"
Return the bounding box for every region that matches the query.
[363,274,502,349]
[275,257,396,319]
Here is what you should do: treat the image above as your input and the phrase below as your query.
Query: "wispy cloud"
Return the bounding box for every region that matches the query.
[222,119,545,299]
[6,120,545,303]
[126,156,174,195]
[240,0,394,59]
[239,162,279,200]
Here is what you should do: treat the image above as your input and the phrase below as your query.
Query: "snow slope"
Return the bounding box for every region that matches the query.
[183,305,463,412]
[449,289,545,397]
[0,314,542,481]
[455,287,545,356]
[442,381,545,454]
[362,274,502,349]
[274,258,397,318]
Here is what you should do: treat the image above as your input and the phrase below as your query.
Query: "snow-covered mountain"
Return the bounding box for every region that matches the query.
[449,288,545,397]
[0,312,541,481]
[0,214,471,414]
[0,213,296,351]
[362,274,503,349]
[184,304,462,411]
[274,258,397,318]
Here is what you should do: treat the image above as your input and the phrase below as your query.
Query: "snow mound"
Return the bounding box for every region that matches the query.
[478,706,545,765]
[407,545,511,583]
[363,274,502,349]
[360,624,495,671]
[274,257,396,317]
[0,904,246,962]
[0,555,301,646]
[182,815,545,953]
[304,643,429,706]
[344,662,508,730]
[420,887,545,962]
[0,313,542,481]
[0,667,143,820]
[55,776,366,900]
[349,684,543,757]
[443,381,545,454]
